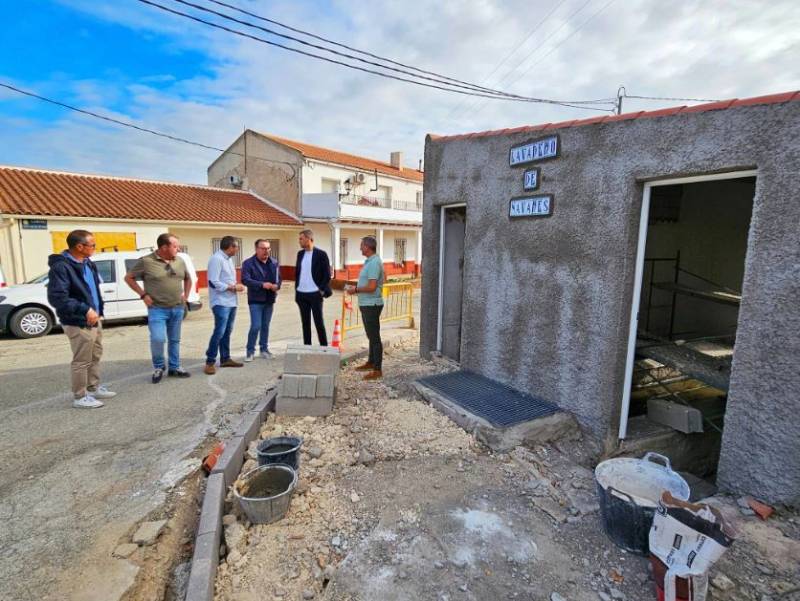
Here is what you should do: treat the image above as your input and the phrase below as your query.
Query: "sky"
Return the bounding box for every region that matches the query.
[0,0,798,184]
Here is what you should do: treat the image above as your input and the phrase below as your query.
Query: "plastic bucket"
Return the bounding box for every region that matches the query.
[594,452,689,556]
[257,436,303,470]
[234,464,297,524]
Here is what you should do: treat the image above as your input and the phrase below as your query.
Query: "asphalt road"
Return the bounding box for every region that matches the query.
[0,284,419,601]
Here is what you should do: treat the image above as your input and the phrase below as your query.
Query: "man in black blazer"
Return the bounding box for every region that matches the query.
[294,229,332,345]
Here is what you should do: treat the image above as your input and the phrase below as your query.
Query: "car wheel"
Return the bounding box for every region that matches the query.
[10,307,53,338]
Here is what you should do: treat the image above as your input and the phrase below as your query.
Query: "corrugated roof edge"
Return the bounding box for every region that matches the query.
[0,164,254,194]
[427,90,800,143]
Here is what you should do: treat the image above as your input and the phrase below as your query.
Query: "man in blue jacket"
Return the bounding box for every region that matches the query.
[294,229,332,345]
[241,239,281,361]
[47,230,117,409]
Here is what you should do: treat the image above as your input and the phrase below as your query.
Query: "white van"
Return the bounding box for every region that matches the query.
[0,250,202,338]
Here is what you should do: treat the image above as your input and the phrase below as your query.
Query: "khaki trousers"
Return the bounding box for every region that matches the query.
[63,322,103,399]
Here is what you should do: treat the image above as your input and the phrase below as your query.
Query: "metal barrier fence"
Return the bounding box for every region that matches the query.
[340,282,415,340]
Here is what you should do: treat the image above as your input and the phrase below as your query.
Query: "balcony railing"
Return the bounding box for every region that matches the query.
[340,194,422,212]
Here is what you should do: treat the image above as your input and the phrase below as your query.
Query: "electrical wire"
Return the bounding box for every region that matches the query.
[457,0,618,122]
[136,0,613,111]
[624,94,723,103]
[446,0,571,119]
[0,81,297,178]
[510,0,618,83]
[205,0,605,104]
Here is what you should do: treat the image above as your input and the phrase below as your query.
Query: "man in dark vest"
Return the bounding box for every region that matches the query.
[294,229,332,345]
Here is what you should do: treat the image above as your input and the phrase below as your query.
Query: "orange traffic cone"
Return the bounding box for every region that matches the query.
[332,319,342,350]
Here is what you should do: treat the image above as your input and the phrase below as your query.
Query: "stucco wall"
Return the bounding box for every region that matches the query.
[207,132,303,215]
[421,100,800,503]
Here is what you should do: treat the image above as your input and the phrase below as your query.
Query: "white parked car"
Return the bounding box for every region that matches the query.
[0,250,202,338]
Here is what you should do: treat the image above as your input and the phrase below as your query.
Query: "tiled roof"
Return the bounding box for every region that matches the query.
[260,133,424,183]
[0,166,302,226]
[429,90,800,142]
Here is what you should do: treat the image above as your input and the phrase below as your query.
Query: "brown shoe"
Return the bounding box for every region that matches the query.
[204,364,216,375]
[362,370,383,381]
[220,359,244,368]
[354,362,375,372]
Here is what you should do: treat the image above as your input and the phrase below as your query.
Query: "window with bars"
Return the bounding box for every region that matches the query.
[394,238,407,266]
[340,238,348,269]
[416,191,423,209]
[266,239,280,262]
[211,237,243,268]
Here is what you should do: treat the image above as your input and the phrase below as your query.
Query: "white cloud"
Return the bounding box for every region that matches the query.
[2,0,798,184]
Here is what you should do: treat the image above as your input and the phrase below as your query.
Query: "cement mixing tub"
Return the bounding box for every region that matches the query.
[595,452,690,556]
[234,464,297,524]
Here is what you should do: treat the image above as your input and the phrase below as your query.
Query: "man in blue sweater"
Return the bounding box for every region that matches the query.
[47,229,117,409]
[241,239,281,361]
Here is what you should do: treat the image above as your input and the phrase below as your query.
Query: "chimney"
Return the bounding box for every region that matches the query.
[390,151,403,171]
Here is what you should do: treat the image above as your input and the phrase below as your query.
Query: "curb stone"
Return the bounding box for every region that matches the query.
[185,330,417,601]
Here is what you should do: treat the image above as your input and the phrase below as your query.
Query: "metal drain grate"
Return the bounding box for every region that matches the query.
[417,370,559,428]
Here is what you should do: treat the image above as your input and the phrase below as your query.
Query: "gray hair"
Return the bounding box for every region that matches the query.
[300,229,314,240]
[361,236,377,252]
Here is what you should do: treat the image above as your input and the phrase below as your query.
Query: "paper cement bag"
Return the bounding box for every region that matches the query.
[649,492,736,601]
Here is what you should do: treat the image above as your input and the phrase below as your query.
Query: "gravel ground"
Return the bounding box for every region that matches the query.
[212,335,800,601]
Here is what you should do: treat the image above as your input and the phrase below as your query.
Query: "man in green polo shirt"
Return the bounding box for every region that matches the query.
[124,233,193,383]
[345,236,384,380]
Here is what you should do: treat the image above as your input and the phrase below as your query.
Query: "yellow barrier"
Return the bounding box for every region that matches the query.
[341,282,415,341]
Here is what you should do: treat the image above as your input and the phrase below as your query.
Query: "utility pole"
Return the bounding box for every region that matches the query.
[616,86,626,115]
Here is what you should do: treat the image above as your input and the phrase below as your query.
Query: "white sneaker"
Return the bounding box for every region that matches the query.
[90,386,117,400]
[260,351,273,359]
[244,354,254,362]
[73,395,104,409]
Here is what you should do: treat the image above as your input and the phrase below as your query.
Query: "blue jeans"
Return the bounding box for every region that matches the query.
[206,305,237,364]
[247,303,275,355]
[148,306,184,370]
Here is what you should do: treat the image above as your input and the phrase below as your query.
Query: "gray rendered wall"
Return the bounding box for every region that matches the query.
[207,131,303,215]
[421,100,800,504]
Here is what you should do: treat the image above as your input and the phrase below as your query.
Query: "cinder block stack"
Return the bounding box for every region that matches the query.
[276,343,340,416]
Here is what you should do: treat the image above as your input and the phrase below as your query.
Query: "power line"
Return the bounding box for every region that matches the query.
[509,0,618,84]
[205,0,584,102]
[199,0,613,106]
[460,0,611,122]
[624,94,723,103]
[446,0,571,120]
[136,0,613,111]
[0,81,297,178]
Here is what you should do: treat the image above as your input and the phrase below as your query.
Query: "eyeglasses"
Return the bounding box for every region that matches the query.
[80,243,97,248]
[164,263,176,276]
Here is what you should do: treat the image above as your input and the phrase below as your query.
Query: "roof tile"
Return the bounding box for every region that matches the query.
[429,89,800,143]
[0,167,302,226]
[260,134,424,183]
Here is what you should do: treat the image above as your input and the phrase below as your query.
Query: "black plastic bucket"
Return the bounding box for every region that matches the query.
[594,452,689,556]
[257,436,303,470]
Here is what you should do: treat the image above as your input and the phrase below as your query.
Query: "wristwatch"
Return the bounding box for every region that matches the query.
[140,292,149,299]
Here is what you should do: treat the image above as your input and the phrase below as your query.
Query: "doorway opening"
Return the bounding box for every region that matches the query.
[437,204,466,361]
[619,172,756,491]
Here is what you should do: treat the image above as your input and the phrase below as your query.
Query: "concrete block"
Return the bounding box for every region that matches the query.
[276,395,334,417]
[185,531,219,601]
[196,473,225,537]
[249,388,276,421]
[316,374,335,397]
[210,436,246,488]
[299,374,317,398]
[281,374,300,398]
[647,398,704,434]
[234,411,261,443]
[284,344,341,376]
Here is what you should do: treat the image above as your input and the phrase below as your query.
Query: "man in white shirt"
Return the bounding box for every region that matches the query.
[204,236,245,374]
[294,229,332,345]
